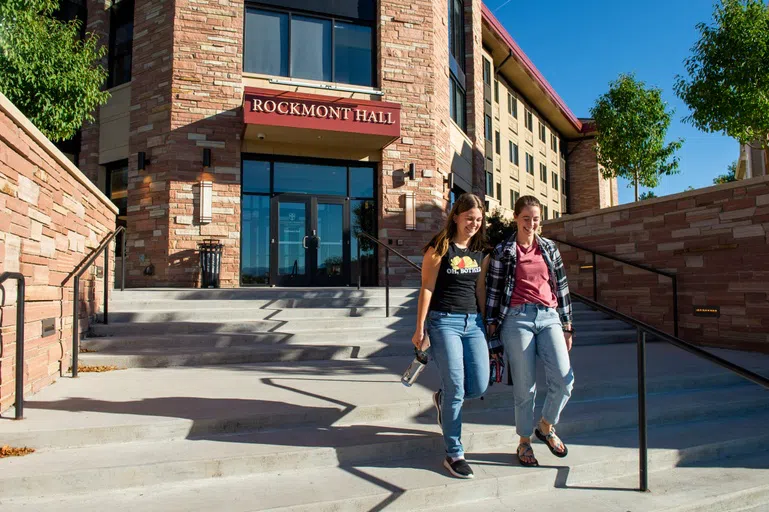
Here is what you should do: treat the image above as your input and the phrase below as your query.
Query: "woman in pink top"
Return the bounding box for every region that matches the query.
[485,195,575,467]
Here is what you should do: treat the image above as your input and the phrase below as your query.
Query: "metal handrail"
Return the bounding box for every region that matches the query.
[0,272,25,419]
[355,231,421,317]
[573,291,769,493]
[68,226,126,377]
[551,237,679,337]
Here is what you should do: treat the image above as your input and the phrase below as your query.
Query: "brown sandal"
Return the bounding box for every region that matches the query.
[517,442,539,467]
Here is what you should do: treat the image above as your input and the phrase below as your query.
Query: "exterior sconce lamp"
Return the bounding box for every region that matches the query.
[445,172,454,189]
[202,148,212,168]
[199,181,213,224]
[405,192,416,230]
[137,151,150,171]
[408,163,416,180]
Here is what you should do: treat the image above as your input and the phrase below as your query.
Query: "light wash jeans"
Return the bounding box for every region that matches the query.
[500,303,574,438]
[426,311,490,459]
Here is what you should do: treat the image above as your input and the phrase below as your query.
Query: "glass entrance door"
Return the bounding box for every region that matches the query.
[271,195,349,286]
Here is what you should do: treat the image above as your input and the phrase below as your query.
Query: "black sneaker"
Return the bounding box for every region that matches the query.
[433,389,443,428]
[443,457,474,479]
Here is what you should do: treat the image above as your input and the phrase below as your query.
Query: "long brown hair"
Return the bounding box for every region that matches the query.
[423,193,486,256]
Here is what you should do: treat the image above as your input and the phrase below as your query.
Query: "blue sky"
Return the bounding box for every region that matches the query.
[489,0,738,204]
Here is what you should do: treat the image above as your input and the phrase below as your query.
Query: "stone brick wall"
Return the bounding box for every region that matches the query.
[378,0,456,285]
[566,136,617,213]
[0,93,118,413]
[544,175,769,352]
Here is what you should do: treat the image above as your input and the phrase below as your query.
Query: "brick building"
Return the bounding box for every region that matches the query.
[64,0,612,288]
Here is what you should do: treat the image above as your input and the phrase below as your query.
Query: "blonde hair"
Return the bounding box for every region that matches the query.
[423,193,487,257]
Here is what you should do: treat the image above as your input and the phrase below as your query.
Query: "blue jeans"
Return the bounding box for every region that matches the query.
[426,311,490,459]
[500,303,574,438]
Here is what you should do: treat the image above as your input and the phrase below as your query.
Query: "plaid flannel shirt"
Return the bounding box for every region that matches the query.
[485,230,572,352]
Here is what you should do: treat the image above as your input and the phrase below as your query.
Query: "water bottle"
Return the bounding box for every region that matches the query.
[402,348,429,387]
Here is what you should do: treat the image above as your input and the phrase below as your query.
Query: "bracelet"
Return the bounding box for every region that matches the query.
[562,328,574,334]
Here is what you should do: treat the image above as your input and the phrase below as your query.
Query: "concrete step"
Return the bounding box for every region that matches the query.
[5,347,769,450]
[2,412,768,509]
[428,452,769,512]
[110,287,420,302]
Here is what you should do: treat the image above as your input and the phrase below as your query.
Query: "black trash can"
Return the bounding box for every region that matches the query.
[199,239,224,288]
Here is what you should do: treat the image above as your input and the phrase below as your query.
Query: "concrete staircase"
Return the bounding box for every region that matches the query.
[80,288,638,368]
[1,288,768,511]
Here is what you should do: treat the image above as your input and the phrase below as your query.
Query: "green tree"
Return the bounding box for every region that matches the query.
[713,160,738,184]
[675,0,769,171]
[486,208,515,248]
[0,0,109,141]
[590,74,683,201]
[639,190,658,201]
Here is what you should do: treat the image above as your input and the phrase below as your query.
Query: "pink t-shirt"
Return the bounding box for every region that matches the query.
[509,243,557,308]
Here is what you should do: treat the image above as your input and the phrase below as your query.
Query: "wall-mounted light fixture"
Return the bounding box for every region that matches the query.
[445,172,454,190]
[408,163,416,180]
[202,148,212,168]
[199,181,213,224]
[137,151,150,171]
[405,192,416,230]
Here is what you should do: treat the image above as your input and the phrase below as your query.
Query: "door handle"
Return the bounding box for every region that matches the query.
[302,236,309,249]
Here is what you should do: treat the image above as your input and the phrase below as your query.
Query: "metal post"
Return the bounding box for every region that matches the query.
[121,230,126,291]
[103,245,109,325]
[385,250,390,318]
[15,278,25,420]
[72,277,79,378]
[592,253,598,302]
[637,328,649,492]
[672,276,678,338]
[357,241,361,290]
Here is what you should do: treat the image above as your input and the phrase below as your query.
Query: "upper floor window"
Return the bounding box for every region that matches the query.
[484,115,492,141]
[524,109,533,131]
[540,163,547,183]
[108,0,134,88]
[54,0,87,39]
[450,76,466,131]
[552,171,559,190]
[494,80,499,103]
[539,122,547,143]
[483,58,491,85]
[485,172,493,196]
[448,0,465,72]
[244,8,373,87]
[550,133,558,152]
[507,92,517,118]
[509,141,519,165]
[495,131,501,154]
[525,153,534,175]
[543,205,549,220]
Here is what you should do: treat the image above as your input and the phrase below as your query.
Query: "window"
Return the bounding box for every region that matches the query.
[552,171,559,190]
[510,189,520,209]
[496,182,502,201]
[543,206,549,220]
[244,8,373,87]
[540,163,547,184]
[448,0,465,72]
[494,80,499,103]
[525,153,534,175]
[507,92,518,118]
[524,109,533,131]
[484,115,492,141]
[483,58,491,85]
[561,177,566,193]
[509,141,519,165]
[450,77,466,130]
[107,0,134,88]
[539,122,547,143]
[495,131,500,154]
[554,211,560,219]
[551,133,558,152]
[485,172,493,196]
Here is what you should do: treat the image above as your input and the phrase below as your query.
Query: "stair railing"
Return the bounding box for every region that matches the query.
[65,226,126,377]
[573,292,769,493]
[0,272,25,419]
[551,237,678,337]
[355,232,421,317]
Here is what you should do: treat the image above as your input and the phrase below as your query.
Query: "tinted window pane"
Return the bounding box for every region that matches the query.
[274,162,346,195]
[350,166,374,197]
[241,195,271,285]
[334,22,372,86]
[351,199,376,286]
[245,9,288,76]
[243,160,271,193]
[278,202,306,276]
[291,16,331,81]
